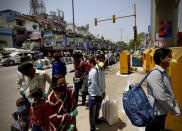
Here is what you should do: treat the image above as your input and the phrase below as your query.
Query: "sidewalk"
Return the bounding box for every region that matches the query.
[74,62,146,131]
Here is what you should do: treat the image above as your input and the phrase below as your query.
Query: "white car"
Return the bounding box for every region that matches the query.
[0,51,35,66]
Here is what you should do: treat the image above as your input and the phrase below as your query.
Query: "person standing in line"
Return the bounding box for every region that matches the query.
[88,54,106,131]
[44,77,77,131]
[52,54,67,78]
[17,61,52,98]
[11,98,30,131]
[146,48,180,131]
[70,52,88,106]
[28,88,45,131]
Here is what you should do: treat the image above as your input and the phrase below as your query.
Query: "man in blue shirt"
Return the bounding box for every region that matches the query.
[52,55,67,78]
[88,54,106,131]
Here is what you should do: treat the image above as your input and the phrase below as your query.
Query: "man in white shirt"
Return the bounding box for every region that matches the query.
[146,48,180,131]
[88,54,106,131]
[17,61,52,98]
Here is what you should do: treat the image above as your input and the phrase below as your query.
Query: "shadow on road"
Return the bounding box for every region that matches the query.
[96,118,126,131]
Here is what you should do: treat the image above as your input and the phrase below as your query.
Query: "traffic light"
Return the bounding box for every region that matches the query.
[113,15,115,23]
[95,18,97,26]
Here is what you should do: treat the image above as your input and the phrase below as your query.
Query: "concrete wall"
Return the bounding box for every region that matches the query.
[25,21,39,32]
[178,0,182,32]
[151,0,179,47]
[0,17,15,29]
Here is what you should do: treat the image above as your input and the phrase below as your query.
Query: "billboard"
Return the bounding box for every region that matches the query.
[159,21,172,38]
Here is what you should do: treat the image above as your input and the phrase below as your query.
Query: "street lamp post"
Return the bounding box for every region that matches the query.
[72,0,76,48]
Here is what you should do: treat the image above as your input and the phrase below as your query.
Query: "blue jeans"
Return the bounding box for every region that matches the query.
[73,80,86,105]
[88,95,102,131]
[32,124,44,131]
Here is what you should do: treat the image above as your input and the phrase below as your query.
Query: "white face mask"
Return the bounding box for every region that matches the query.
[169,58,178,67]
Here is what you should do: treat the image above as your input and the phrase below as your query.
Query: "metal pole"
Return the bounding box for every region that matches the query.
[120,28,122,41]
[134,3,137,50]
[72,0,76,47]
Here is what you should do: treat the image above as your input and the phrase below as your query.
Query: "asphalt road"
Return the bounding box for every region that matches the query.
[0,65,21,130]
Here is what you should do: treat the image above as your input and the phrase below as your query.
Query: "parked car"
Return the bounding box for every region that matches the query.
[0,51,10,60]
[0,51,35,66]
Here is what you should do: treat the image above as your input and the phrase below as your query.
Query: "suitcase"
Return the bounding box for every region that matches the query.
[102,96,119,125]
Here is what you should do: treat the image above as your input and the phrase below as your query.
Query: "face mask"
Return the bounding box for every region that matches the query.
[17,105,26,112]
[28,98,35,104]
[98,62,105,69]
[169,58,177,67]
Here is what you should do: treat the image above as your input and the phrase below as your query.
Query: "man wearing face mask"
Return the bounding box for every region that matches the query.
[17,61,52,98]
[146,48,180,131]
[88,54,106,131]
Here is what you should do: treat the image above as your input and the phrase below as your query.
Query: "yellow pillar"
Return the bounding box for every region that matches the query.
[165,47,182,131]
[120,50,130,74]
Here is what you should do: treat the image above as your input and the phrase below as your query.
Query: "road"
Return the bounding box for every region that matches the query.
[0,63,145,131]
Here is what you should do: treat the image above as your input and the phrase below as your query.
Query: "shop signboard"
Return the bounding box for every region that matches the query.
[44,37,52,47]
[31,31,41,39]
[55,35,64,46]
[0,28,13,35]
[44,31,53,37]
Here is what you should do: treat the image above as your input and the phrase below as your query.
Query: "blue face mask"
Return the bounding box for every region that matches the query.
[28,98,35,104]
[17,105,26,112]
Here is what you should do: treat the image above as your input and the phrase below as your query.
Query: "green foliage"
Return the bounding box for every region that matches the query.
[116,41,128,48]
[128,32,145,49]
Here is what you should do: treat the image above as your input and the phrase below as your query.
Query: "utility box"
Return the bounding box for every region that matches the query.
[142,49,152,72]
[120,50,130,74]
[165,47,182,131]
[149,48,158,70]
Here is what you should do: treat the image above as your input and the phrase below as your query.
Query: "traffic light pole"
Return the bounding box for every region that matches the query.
[134,4,137,50]
[94,4,137,50]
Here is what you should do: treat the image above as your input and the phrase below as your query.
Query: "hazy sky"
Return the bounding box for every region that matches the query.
[0,0,151,43]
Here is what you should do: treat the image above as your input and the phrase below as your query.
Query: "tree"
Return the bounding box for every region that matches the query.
[128,32,145,49]
[116,41,128,48]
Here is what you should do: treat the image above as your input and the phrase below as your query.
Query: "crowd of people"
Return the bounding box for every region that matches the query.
[12,51,107,131]
[11,48,181,131]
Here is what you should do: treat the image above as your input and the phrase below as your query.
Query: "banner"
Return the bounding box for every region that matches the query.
[31,31,41,39]
[159,21,172,38]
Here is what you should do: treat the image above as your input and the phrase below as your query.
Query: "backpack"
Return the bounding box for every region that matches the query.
[122,69,162,127]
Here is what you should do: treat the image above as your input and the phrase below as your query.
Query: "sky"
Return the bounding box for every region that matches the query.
[0,0,152,43]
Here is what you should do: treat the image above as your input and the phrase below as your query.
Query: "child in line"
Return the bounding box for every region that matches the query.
[28,88,45,131]
[11,98,30,131]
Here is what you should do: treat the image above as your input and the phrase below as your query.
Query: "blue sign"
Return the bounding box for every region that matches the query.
[44,31,52,36]
[148,25,150,33]
[145,33,148,37]
[64,35,67,48]
[86,40,90,50]
[0,28,13,35]
[6,16,14,22]
[44,37,52,43]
